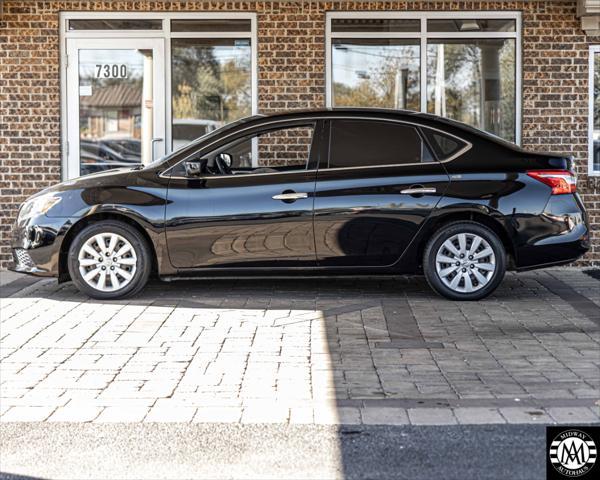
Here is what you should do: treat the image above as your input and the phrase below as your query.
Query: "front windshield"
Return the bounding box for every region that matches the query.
[144,115,264,169]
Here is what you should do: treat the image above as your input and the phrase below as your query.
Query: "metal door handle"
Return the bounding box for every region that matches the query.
[272,192,308,201]
[400,187,437,195]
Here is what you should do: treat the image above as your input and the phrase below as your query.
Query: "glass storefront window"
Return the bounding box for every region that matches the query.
[63,14,257,179]
[427,39,516,142]
[331,18,420,33]
[69,19,162,30]
[171,19,251,32]
[427,19,515,33]
[590,47,600,175]
[171,38,252,150]
[78,49,153,175]
[331,39,420,111]
[328,14,520,143]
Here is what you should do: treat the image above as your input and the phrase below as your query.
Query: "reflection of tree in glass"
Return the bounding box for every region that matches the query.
[333,44,420,111]
[427,40,515,142]
[172,43,251,124]
[498,41,515,141]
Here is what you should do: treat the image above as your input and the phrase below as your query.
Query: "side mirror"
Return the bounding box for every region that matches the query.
[184,160,203,177]
[217,153,232,168]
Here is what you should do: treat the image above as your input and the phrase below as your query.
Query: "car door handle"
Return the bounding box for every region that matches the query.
[272,192,309,201]
[400,187,437,195]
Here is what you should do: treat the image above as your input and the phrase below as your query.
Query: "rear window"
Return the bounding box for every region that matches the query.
[328,120,434,169]
[422,128,467,160]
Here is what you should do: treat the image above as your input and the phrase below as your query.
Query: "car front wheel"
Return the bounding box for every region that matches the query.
[67,220,151,299]
[423,221,506,301]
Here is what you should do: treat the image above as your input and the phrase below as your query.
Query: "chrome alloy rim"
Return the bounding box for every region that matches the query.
[78,233,137,292]
[435,233,496,293]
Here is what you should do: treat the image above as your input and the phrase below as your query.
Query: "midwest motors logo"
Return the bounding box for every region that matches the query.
[549,429,597,478]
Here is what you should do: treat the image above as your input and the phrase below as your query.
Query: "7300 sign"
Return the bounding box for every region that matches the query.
[95,64,128,79]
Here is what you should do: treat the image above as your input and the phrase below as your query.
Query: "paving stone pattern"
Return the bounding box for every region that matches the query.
[0,269,598,425]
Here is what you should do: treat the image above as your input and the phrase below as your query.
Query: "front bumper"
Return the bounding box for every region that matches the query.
[8,214,74,278]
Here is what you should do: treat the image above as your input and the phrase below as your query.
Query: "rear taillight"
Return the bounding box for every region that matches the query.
[526,170,576,195]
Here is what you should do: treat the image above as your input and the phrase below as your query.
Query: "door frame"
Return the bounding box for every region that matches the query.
[164,119,325,270]
[65,37,166,179]
[59,11,259,180]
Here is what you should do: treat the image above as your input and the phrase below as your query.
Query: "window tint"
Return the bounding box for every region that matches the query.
[328,120,433,168]
[422,129,467,160]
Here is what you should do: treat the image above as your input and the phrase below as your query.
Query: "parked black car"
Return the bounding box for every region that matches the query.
[10,109,590,300]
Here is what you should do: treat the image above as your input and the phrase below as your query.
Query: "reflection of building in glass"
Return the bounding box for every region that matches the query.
[80,83,142,141]
[77,48,155,174]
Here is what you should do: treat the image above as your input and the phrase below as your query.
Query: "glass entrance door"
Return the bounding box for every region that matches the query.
[66,38,165,178]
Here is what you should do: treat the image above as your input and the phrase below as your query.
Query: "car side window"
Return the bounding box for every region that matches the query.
[328,120,434,169]
[174,124,315,177]
[422,128,467,160]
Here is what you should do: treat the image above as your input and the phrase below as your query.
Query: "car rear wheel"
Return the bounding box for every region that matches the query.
[423,221,506,301]
[67,221,151,299]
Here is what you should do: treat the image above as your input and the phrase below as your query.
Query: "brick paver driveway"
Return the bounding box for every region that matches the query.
[1,269,599,425]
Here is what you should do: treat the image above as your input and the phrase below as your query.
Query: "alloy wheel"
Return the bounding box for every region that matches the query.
[77,233,137,292]
[434,232,496,293]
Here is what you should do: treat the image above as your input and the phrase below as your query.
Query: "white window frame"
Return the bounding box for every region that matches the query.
[588,45,600,176]
[325,11,522,145]
[59,11,258,180]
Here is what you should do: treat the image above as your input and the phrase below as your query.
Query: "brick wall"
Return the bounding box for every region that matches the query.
[1,0,599,266]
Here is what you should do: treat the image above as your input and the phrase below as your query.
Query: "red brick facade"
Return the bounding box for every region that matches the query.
[1,1,599,266]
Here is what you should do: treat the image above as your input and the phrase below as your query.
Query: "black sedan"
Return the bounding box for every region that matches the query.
[9,109,590,300]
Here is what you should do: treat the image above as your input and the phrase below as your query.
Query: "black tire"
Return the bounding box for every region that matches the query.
[67,220,151,299]
[423,221,506,301]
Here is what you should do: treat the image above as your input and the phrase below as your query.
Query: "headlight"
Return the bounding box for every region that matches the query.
[18,194,61,221]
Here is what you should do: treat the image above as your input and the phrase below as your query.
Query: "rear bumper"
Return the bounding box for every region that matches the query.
[513,193,590,270]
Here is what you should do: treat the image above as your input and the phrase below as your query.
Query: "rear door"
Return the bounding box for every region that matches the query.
[313,119,451,268]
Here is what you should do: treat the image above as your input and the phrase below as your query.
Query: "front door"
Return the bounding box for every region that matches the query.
[65,38,165,178]
[314,119,451,267]
[165,122,321,269]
